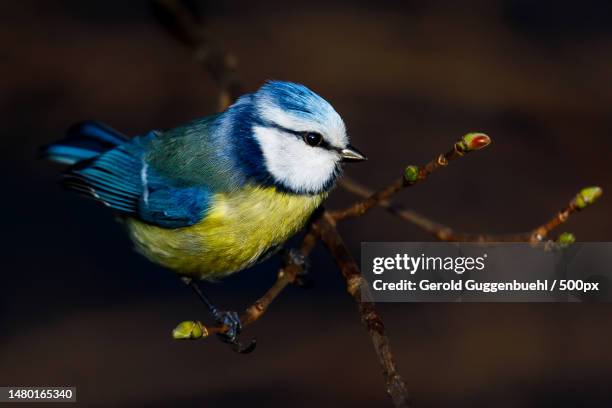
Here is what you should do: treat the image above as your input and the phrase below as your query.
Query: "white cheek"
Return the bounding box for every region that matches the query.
[253,126,339,193]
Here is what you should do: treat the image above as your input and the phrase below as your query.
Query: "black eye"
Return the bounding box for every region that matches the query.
[303,132,323,147]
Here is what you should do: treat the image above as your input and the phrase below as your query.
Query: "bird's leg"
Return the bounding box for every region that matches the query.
[181,277,257,354]
[284,248,312,288]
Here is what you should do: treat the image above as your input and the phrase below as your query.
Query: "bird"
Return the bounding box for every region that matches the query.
[41,80,366,352]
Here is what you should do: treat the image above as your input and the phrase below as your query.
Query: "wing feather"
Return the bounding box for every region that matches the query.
[63,131,211,228]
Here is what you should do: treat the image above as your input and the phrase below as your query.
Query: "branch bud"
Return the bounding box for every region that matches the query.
[556,232,576,246]
[172,321,207,340]
[457,132,491,152]
[573,186,602,210]
[404,165,420,184]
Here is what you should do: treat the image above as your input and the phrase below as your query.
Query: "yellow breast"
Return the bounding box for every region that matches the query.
[125,185,325,279]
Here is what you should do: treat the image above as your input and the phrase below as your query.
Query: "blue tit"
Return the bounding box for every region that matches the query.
[41,81,366,349]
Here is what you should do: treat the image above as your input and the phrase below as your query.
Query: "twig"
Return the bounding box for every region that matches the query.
[338,177,462,241]
[330,133,491,222]
[172,213,414,406]
[173,230,318,339]
[338,177,602,243]
[530,186,602,242]
[314,213,412,407]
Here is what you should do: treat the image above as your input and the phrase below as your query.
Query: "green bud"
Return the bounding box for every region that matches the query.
[574,186,602,209]
[172,321,205,340]
[457,132,491,152]
[404,165,420,183]
[556,232,576,246]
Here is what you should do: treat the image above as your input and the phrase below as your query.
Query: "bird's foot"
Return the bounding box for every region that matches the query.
[285,248,308,267]
[181,277,256,353]
[213,309,241,342]
[284,248,313,289]
[213,310,257,354]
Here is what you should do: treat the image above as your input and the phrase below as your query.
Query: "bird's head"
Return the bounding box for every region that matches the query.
[225,81,366,195]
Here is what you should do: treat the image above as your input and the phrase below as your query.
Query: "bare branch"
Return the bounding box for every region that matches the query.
[313,213,412,407]
[171,212,414,407]
[530,186,603,242]
[330,133,491,222]
[338,177,603,243]
[173,230,318,339]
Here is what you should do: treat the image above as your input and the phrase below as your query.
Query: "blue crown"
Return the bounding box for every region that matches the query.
[254,80,337,126]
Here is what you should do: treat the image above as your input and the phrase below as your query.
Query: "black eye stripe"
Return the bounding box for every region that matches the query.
[316,136,332,149]
[265,123,334,150]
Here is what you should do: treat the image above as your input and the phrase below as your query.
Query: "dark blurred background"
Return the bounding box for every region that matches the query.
[1,1,612,406]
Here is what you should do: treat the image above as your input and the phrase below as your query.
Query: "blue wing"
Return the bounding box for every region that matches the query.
[63,131,211,228]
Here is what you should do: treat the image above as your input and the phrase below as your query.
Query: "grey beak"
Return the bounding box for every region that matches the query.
[340,145,367,162]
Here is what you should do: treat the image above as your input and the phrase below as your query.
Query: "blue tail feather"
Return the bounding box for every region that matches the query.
[41,121,129,165]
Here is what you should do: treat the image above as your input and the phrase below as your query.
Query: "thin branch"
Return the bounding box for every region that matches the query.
[330,133,491,222]
[173,230,318,339]
[172,213,414,406]
[338,177,463,241]
[530,186,603,241]
[314,213,411,407]
[338,177,603,243]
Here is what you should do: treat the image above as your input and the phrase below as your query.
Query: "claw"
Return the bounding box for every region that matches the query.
[285,248,308,268]
[230,337,258,354]
[213,310,242,343]
[212,310,257,353]
[284,248,312,289]
[182,279,257,353]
